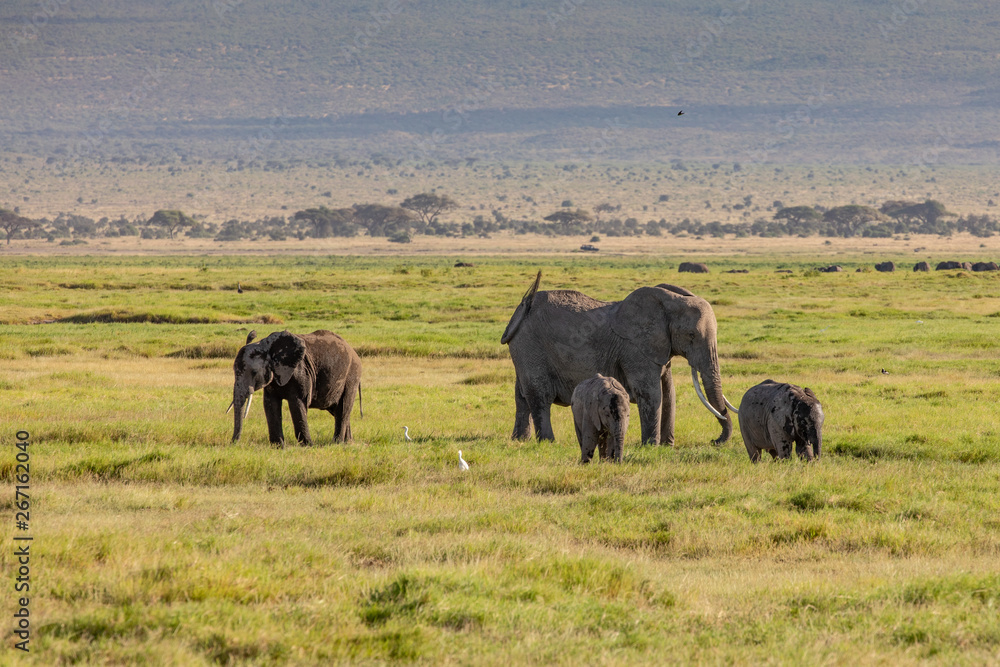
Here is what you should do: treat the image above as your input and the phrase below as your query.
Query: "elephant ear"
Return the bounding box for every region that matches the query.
[501,271,541,345]
[267,332,306,386]
[655,283,696,297]
[611,287,672,365]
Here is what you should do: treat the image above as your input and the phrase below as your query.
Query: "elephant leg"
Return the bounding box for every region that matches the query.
[579,428,598,463]
[634,382,662,445]
[767,421,794,459]
[524,383,554,441]
[794,438,815,461]
[531,401,555,441]
[331,386,357,442]
[289,398,312,446]
[263,390,285,446]
[659,362,675,446]
[744,438,762,463]
[512,380,533,440]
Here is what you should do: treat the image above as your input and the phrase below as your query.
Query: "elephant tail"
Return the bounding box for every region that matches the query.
[358,383,363,418]
[500,270,541,345]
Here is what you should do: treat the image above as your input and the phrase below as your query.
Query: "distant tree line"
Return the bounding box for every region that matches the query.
[3,197,999,244]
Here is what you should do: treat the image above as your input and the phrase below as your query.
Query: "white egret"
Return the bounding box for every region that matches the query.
[404,426,412,441]
[458,450,469,471]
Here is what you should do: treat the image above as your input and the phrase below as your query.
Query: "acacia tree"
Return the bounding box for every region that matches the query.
[0,208,38,244]
[148,209,196,239]
[883,200,956,233]
[400,193,458,225]
[822,205,885,237]
[353,204,416,237]
[293,207,357,237]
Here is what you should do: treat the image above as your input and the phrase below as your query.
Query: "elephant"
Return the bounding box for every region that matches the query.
[936,261,964,270]
[501,272,737,446]
[571,374,630,463]
[972,262,999,272]
[817,265,843,273]
[679,262,709,273]
[738,379,823,463]
[229,329,362,446]
[913,261,930,272]
[875,261,895,272]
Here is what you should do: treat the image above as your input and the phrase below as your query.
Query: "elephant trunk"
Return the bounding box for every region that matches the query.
[231,385,252,442]
[608,400,628,462]
[690,352,733,445]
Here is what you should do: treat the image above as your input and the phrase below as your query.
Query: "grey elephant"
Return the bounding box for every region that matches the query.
[572,374,630,463]
[229,330,362,446]
[679,262,709,273]
[501,272,737,445]
[738,380,823,463]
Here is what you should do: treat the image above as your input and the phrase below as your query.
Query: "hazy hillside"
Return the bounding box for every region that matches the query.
[2,0,999,164]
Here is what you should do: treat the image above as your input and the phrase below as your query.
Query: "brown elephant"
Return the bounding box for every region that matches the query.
[229,330,362,446]
[572,374,630,463]
[913,261,930,272]
[501,272,737,445]
[875,261,895,272]
[972,262,999,272]
[679,262,710,273]
[738,380,823,463]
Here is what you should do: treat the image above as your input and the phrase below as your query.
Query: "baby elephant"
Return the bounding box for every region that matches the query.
[571,374,630,463]
[738,380,823,463]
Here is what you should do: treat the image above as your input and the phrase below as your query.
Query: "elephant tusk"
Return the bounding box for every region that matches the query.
[691,367,727,421]
[242,393,253,420]
[724,397,739,415]
[226,400,234,414]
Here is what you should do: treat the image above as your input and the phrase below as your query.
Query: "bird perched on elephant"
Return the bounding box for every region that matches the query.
[229,329,362,446]
[738,380,823,463]
[501,272,737,445]
[572,374,630,463]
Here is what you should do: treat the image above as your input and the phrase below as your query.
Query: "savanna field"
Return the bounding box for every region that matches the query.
[2,248,1000,665]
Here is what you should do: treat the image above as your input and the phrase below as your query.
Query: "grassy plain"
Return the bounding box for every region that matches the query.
[1,248,1000,664]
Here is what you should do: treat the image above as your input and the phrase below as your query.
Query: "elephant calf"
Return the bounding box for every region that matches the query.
[230,329,362,446]
[571,374,630,463]
[738,380,823,463]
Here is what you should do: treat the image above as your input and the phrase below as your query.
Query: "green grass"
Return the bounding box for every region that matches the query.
[2,254,1000,664]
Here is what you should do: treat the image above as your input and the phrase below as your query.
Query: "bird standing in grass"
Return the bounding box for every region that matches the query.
[237,282,243,294]
[404,426,412,441]
[881,368,889,375]
[458,450,469,471]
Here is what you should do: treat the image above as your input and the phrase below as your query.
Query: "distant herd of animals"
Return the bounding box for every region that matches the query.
[677,260,1000,273]
[229,271,823,465]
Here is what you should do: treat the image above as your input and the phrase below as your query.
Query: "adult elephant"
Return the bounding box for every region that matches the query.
[679,262,710,273]
[229,330,362,446]
[501,273,737,445]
